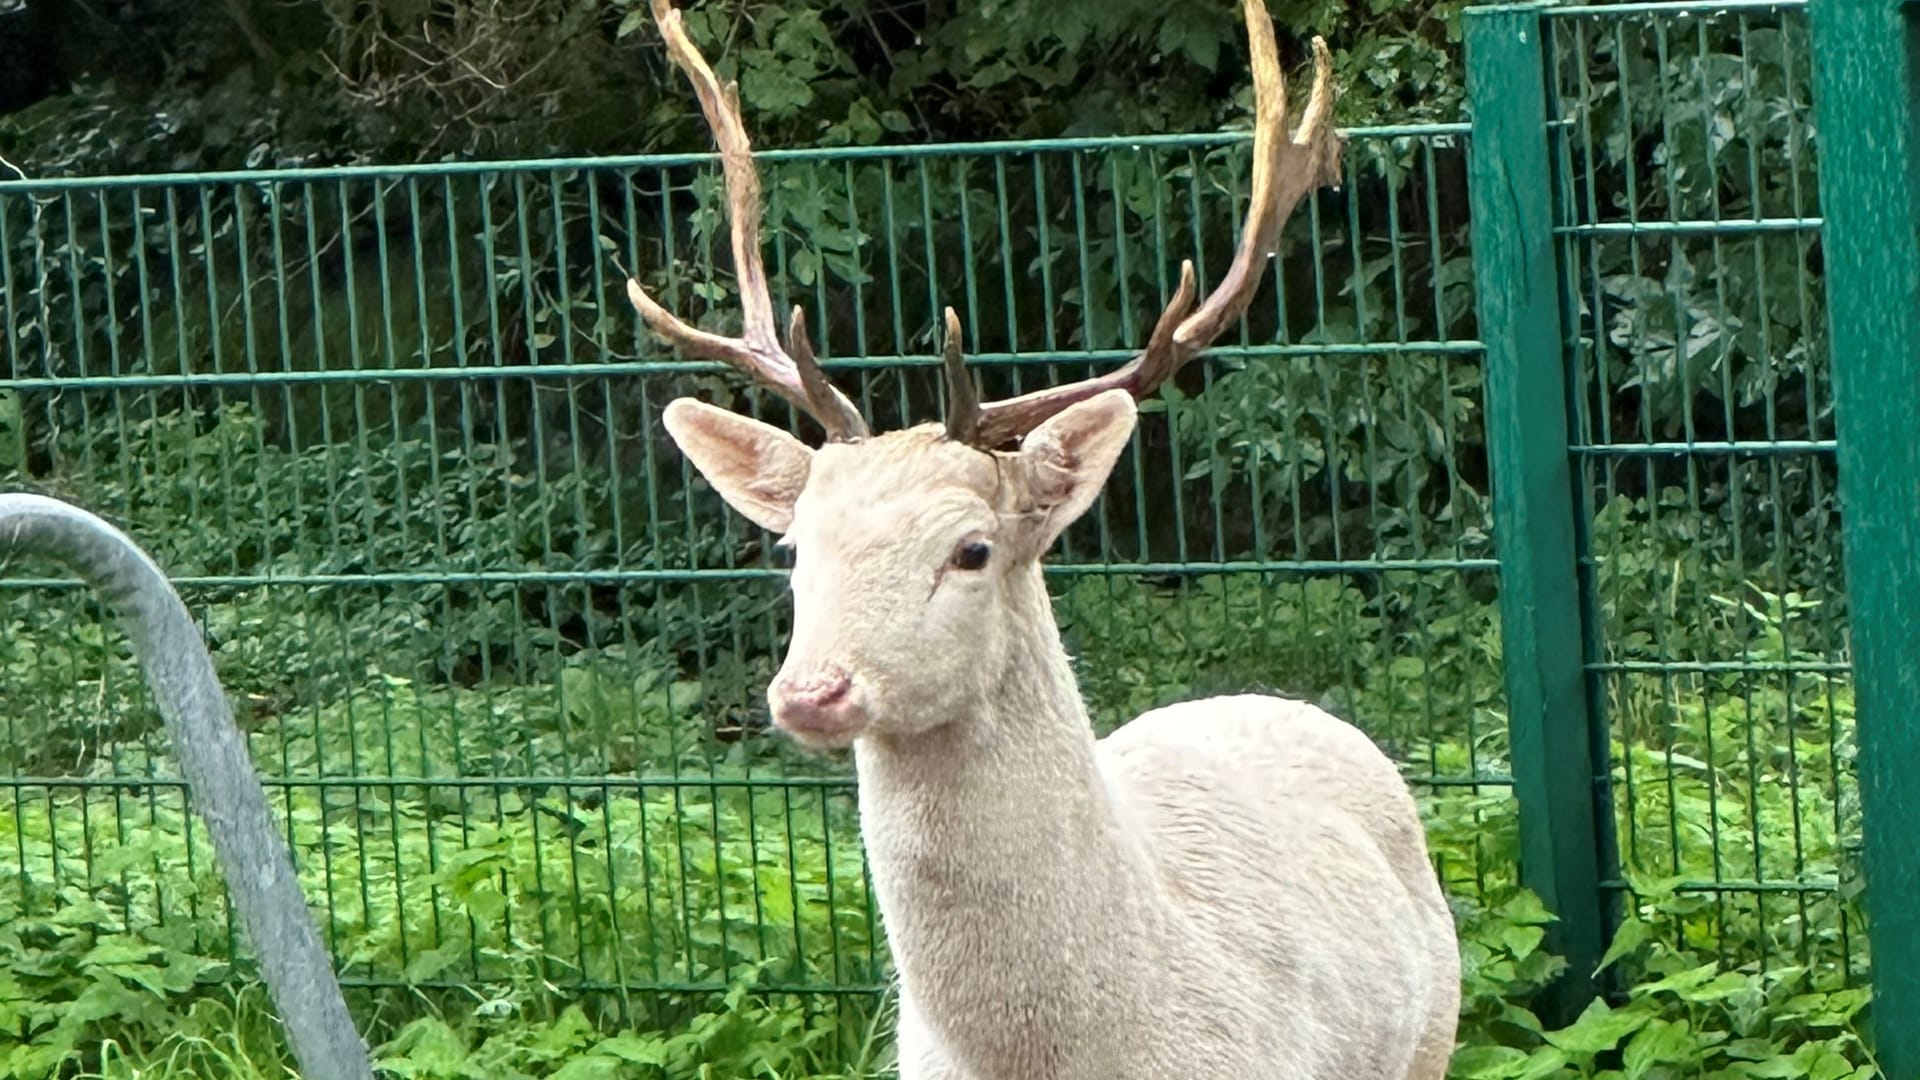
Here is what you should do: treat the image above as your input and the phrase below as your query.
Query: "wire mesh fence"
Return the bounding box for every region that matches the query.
[0,121,1504,1004]
[1542,0,1863,987]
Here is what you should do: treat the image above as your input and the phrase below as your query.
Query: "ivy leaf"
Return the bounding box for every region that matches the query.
[1544,998,1654,1056]
[1678,971,1754,1003]
[740,55,815,117]
[1499,922,1544,960]
[76,940,158,969]
[1446,1045,1524,1078]
[1598,914,1651,971]
[1448,1044,1568,1080]
[373,1017,469,1076]
[1497,891,1556,926]
[592,1034,669,1065]
[549,1059,621,1080]
[1623,1018,1699,1079]
[790,248,820,287]
[1636,961,1721,1000]
[1156,17,1221,72]
[834,100,885,146]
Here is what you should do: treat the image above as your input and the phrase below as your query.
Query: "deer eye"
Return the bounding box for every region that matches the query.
[949,539,992,572]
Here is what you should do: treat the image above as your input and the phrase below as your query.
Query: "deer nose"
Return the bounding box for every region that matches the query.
[769,667,867,745]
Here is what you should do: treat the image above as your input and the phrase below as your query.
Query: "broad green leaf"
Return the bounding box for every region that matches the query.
[76,940,157,969]
[1635,961,1721,999]
[1622,1018,1699,1079]
[1598,916,1651,972]
[549,1059,621,1080]
[1724,1037,1781,1061]
[592,1033,669,1065]
[1544,998,1653,1056]
[1449,1044,1526,1077]
[1809,1049,1861,1080]
[375,1016,469,1077]
[1501,923,1546,961]
[530,1005,599,1054]
[404,940,468,984]
[1731,1058,1805,1078]
[1678,970,1754,1002]
[1498,892,1556,926]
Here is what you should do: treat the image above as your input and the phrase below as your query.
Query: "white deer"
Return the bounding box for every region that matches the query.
[624,1,1462,1076]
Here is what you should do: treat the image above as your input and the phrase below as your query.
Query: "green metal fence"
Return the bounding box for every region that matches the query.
[1471,0,1859,1008]
[0,125,1499,999]
[0,0,1912,1068]
[1469,0,1914,1062]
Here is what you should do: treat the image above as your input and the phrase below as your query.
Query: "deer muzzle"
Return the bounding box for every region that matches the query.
[768,664,869,747]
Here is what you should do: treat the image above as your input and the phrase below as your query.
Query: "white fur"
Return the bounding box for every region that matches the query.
[663,391,1461,1079]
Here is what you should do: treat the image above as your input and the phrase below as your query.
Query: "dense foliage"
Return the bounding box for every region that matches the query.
[0,0,1884,1077]
[0,0,1464,175]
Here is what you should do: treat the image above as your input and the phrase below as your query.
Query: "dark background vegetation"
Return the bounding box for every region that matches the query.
[0,0,1464,172]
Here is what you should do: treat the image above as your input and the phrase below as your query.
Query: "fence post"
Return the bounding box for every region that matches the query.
[1807,2,1920,1072]
[1464,3,1606,1017]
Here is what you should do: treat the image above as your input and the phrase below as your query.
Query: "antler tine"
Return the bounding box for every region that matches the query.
[940,308,981,444]
[624,0,868,441]
[960,0,1344,450]
[789,305,870,440]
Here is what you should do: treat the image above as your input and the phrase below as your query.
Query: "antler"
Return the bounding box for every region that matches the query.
[953,0,1345,450]
[626,0,869,441]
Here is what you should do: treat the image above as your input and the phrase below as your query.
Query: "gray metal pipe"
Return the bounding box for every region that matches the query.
[0,493,372,1080]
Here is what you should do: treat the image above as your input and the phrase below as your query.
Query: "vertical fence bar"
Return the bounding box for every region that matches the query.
[1465,2,1606,1015]
[1807,1,1920,1070]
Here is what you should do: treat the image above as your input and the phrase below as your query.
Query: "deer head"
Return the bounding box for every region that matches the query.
[631,0,1344,749]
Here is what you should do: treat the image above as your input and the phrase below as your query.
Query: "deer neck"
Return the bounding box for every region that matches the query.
[850,565,1168,1068]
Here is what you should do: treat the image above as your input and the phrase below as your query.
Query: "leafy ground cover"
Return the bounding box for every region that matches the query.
[0,399,1875,1079]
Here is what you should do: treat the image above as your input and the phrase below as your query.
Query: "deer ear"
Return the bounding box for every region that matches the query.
[662,398,814,533]
[1016,388,1138,547]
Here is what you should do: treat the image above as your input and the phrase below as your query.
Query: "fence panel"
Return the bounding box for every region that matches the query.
[1541,0,1862,989]
[1464,0,1890,1039]
[0,125,1503,1010]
